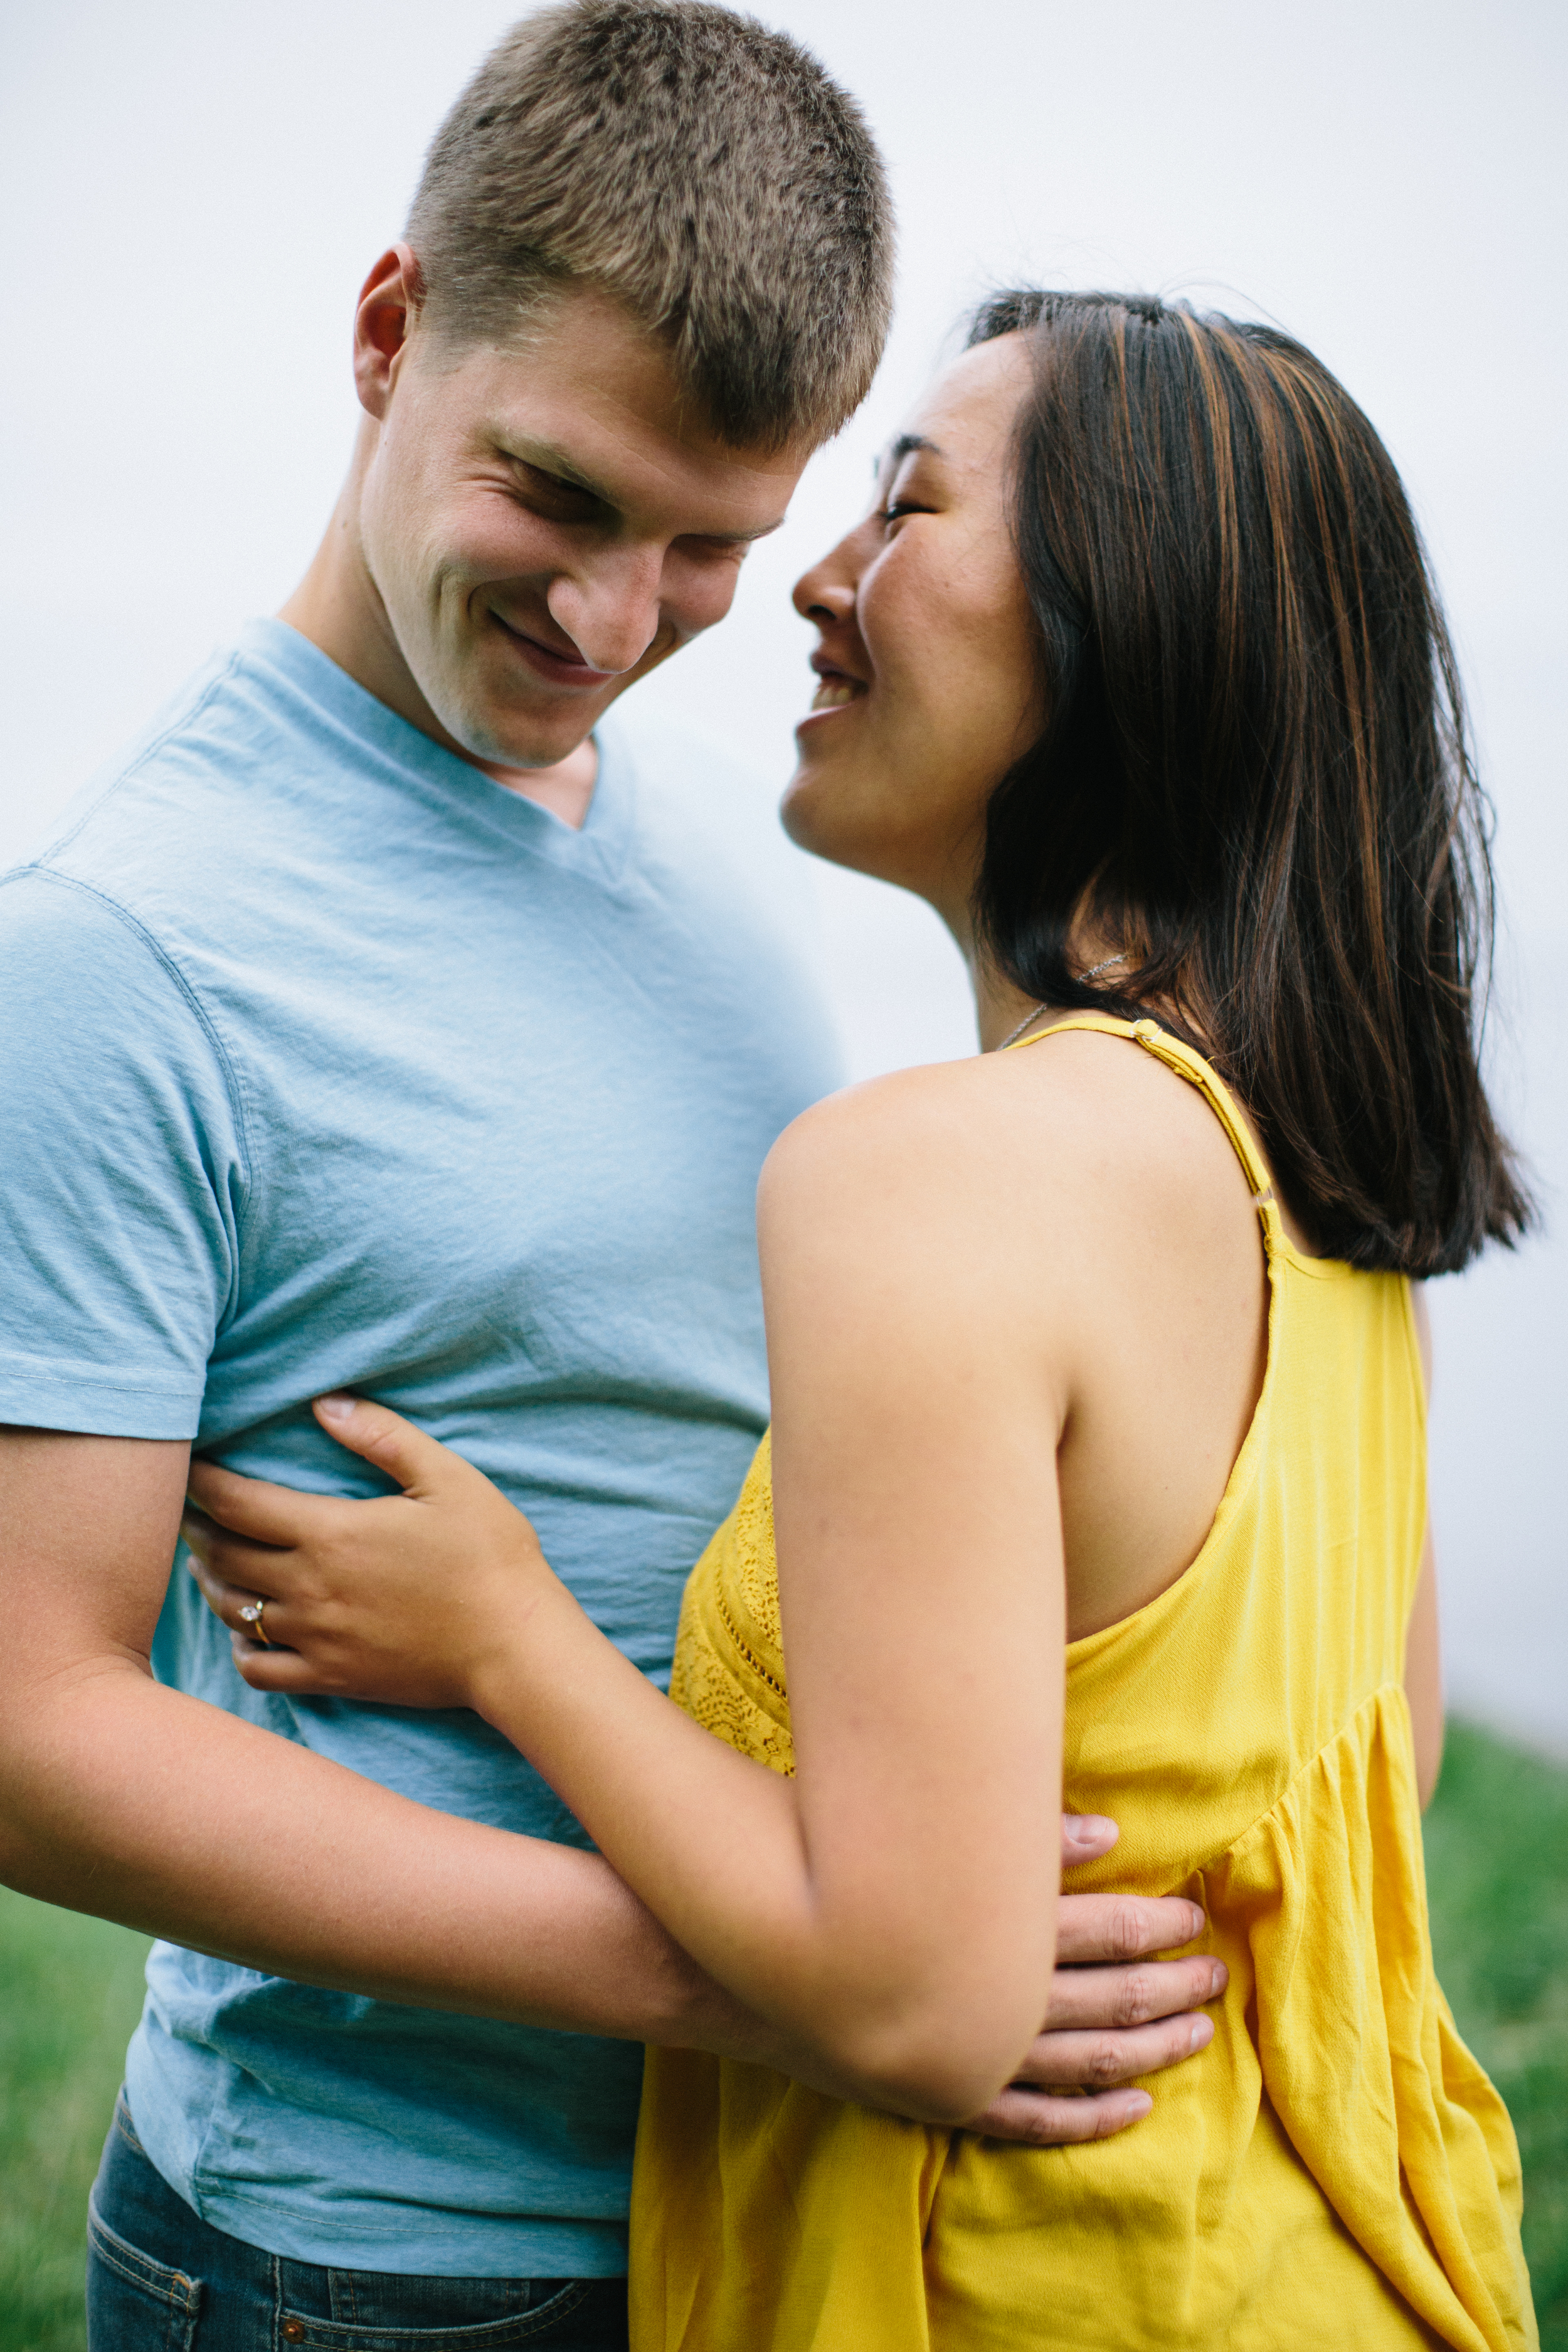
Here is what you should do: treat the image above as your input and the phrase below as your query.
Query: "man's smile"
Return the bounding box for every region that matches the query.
[488,606,623,689]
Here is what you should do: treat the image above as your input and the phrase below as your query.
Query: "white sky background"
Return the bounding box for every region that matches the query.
[2,0,1564,1747]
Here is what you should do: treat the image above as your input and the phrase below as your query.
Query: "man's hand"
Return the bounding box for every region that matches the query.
[965,1815,1225,2144]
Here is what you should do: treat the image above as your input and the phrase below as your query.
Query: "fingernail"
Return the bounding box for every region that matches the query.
[315,1394,355,1423]
[1066,1814,1116,1843]
[1187,1904,1207,1939]
[1189,2016,1214,2052]
[1209,1963,1228,1996]
[1126,2091,1153,2119]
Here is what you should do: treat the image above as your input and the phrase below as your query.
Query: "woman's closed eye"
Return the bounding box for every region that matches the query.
[874,429,944,529]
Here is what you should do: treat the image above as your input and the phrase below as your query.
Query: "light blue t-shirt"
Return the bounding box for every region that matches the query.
[0,620,842,2274]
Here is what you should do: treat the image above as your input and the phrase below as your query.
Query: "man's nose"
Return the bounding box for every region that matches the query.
[546,547,665,675]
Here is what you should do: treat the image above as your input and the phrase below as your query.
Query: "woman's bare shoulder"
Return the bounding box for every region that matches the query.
[762,1029,1248,1227]
[758,1054,1051,1244]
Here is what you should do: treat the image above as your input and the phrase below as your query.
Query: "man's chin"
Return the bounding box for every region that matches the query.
[440,695,607,782]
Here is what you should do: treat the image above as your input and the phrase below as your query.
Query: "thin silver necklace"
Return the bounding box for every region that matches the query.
[993,953,1128,1053]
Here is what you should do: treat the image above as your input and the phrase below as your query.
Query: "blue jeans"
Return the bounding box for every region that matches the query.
[87,2094,630,2351]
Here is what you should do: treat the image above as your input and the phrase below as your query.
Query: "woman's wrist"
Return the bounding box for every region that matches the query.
[463,1565,601,1739]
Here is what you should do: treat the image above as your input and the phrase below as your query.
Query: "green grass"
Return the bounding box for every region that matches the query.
[1,1721,1563,2350]
[0,1894,151,2352]
[1425,1721,1568,2348]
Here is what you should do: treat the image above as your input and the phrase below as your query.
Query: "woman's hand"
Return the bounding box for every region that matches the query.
[182,1396,557,1710]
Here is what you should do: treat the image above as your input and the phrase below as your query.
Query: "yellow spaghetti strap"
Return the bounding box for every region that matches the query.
[1007,1012,1287,1248]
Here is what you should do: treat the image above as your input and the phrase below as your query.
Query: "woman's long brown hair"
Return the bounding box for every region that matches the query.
[970,290,1530,1274]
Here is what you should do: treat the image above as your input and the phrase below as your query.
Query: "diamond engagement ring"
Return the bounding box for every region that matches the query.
[239,1597,272,1646]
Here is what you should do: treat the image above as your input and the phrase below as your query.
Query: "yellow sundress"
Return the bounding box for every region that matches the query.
[629,1015,1536,2350]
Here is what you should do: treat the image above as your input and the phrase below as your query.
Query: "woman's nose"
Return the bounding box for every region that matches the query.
[792,558,857,627]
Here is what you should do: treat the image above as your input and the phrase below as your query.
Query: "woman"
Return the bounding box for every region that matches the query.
[184,292,1536,2349]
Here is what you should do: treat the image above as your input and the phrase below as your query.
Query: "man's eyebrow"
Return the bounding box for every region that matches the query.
[497,438,608,497]
[494,436,787,542]
[716,513,790,545]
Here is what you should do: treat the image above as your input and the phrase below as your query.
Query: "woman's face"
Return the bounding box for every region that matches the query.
[784,332,1044,937]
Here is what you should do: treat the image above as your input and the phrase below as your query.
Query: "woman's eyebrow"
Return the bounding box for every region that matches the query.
[874,430,945,482]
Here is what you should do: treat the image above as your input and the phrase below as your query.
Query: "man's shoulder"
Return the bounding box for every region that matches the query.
[14,621,397,950]
[0,855,236,1054]
[16,630,290,906]
[19,644,233,863]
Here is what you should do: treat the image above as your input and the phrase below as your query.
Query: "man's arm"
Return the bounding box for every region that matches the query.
[0,1426,728,2043]
[3,1426,1221,2131]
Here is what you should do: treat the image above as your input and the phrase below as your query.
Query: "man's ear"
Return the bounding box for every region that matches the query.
[352,243,427,421]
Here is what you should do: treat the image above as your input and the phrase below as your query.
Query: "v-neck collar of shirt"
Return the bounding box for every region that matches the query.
[239,617,635,890]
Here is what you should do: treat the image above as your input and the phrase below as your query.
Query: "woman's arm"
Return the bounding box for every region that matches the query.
[738,1079,1069,2115]
[1405,1286,1444,1809]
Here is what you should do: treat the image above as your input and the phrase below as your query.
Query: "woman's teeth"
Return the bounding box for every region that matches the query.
[810,678,862,711]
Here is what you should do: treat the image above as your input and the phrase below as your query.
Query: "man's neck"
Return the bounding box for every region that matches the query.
[485,735,598,829]
[279,458,598,832]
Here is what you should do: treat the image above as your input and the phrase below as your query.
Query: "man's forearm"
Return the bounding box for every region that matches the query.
[1,1660,1225,2134]
[0,1655,733,2047]
[1,1424,759,2053]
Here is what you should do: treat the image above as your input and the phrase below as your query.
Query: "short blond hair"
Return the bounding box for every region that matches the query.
[405,1,893,448]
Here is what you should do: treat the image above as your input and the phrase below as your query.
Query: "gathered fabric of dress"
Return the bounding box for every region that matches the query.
[628,1016,1535,2352]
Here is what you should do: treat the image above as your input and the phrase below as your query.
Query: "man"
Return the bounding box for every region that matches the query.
[0,6,1222,2343]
